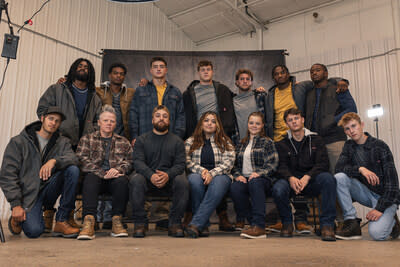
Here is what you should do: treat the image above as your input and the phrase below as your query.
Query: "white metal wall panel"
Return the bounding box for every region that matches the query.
[0,0,194,220]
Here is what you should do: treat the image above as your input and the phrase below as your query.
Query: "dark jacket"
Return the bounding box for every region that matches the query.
[37,83,102,146]
[304,80,357,144]
[264,76,313,139]
[0,121,78,211]
[133,131,185,181]
[129,81,185,140]
[183,80,235,139]
[335,133,400,212]
[232,135,279,184]
[96,82,135,140]
[276,128,329,180]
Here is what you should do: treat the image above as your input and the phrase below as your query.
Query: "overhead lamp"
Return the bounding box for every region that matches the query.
[367,104,383,139]
[107,0,159,3]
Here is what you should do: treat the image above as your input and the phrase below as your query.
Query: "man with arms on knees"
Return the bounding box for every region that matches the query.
[0,107,80,238]
[129,56,185,144]
[129,105,188,238]
[76,105,133,240]
[273,108,337,241]
[335,112,400,241]
[37,58,102,231]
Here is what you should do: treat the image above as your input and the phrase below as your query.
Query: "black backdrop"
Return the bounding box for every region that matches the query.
[101,50,285,93]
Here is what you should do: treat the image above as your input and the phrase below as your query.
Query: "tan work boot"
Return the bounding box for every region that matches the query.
[77,215,95,240]
[111,215,128,238]
[43,209,55,233]
[68,210,81,229]
[53,221,79,238]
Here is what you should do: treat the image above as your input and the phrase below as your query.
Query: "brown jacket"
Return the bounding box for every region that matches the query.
[96,82,135,140]
[76,130,133,178]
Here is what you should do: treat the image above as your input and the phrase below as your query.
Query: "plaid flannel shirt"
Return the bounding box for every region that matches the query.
[76,131,133,178]
[232,135,279,183]
[185,135,235,179]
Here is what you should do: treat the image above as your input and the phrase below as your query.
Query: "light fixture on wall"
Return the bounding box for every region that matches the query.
[367,104,383,139]
[107,0,158,3]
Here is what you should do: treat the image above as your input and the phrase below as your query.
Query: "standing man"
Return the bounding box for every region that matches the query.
[0,107,80,238]
[232,69,264,143]
[305,63,357,173]
[76,105,133,240]
[129,105,189,238]
[37,58,102,149]
[273,108,337,241]
[335,112,400,241]
[129,57,185,144]
[183,60,235,231]
[96,63,135,140]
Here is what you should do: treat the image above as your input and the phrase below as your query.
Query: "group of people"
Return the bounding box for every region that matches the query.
[1,56,399,243]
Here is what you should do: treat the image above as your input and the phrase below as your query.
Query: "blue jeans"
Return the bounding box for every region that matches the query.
[97,200,112,222]
[272,172,337,227]
[335,172,398,241]
[188,174,231,230]
[22,165,80,238]
[230,177,272,228]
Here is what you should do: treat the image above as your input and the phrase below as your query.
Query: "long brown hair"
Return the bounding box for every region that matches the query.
[189,111,233,155]
[241,111,267,144]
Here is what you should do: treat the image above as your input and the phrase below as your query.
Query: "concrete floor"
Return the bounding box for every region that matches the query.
[1,222,400,267]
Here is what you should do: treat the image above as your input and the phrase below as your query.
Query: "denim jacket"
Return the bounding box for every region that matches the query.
[128,81,185,140]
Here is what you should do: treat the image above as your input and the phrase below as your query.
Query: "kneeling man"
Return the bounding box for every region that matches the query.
[273,108,337,241]
[335,112,400,241]
[130,105,188,238]
[76,105,133,240]
[0,107,80,238]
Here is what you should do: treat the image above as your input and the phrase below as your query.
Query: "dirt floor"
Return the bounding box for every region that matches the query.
[1,222,400,267]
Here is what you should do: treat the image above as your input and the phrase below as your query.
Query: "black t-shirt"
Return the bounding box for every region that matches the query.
[200,138,215,170]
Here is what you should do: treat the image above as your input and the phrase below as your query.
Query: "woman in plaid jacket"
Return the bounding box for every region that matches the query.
[230,111,279,239]
[184,111,235,238]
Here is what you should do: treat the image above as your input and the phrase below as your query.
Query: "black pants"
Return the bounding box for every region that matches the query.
[82,173,129,218]
[129,172,189,226]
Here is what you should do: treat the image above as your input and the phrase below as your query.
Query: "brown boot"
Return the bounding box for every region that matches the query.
[321,225,336,242]
[111,215,128,238]
[133,224,147,238]
[218,210,234,231]
[68,210,81,229]
[235,221,245,231]
[77,215,95,240]
[280,223,294,238]
[53,221,79,238]
[8,216,22,235]
[240,226,266,239]
[43,209,55,233]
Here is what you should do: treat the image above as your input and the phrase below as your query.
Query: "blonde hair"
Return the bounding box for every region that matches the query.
[338,112,361,127]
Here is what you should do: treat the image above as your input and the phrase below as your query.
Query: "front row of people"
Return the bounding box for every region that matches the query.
[1,105,399,242]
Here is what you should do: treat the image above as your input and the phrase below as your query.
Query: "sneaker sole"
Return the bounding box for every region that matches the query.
[240,233,267,239]
[295,230,312,234]
[77,234,95,240]
[265,228,281,233]
[335,234,362,240]
[53,232,79,238]
[235,227,244,231]
[111,232,128,238]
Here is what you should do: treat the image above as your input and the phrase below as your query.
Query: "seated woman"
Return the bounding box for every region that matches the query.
[230,111,279,239]
[184,111,235,238]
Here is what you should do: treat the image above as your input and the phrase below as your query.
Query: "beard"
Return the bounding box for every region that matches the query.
[75,70,89,82]
[154,122,169,132]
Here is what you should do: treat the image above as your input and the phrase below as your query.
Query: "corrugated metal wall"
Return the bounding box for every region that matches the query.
[0,0,194,220]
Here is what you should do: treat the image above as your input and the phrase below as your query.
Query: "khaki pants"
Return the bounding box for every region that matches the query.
[325,141,345,174]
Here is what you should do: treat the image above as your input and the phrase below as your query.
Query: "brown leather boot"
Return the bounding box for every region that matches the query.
[53,221,79,238]
[8,216,22,235]
[133,224,147,238]
[43,209,55,233]
[68,210,81,228]
[218,210,234,231]
[280,223,294,238]
[321,225,336,242]
[77,215,95,240]
[240,226,266,239]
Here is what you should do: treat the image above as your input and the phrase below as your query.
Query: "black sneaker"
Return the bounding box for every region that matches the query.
[390,214,400,239]
[335,218,362,240]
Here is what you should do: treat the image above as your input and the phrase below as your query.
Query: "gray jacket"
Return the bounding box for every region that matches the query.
[0,121,79,212]
[264,77,312,138]
[37,83,102,146]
